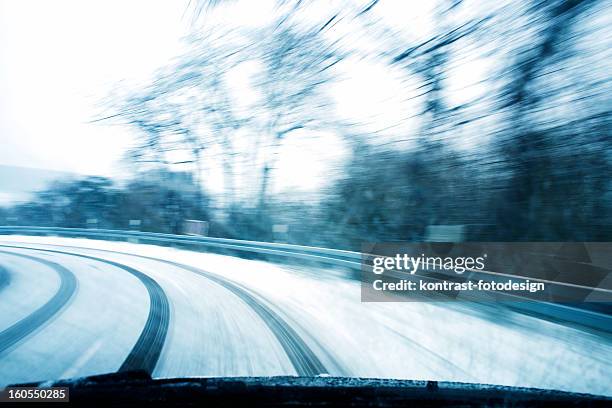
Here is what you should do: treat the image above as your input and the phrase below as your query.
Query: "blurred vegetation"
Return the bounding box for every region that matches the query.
[0,171,209,235]
[1,0,610,249]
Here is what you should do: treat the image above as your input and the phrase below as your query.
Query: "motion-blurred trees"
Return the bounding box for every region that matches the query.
[253,22,341,220]
[492,0,611,240]
[68,0,611,244]
[3,172,209,234]
[327,0,610,245]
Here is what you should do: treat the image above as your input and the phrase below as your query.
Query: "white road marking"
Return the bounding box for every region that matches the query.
[60,339,104,379]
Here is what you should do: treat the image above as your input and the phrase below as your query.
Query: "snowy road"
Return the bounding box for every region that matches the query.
[0,236,610,396]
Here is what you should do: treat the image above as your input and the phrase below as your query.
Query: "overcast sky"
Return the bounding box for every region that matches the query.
[0,0,190,176]
[0,0,488,198]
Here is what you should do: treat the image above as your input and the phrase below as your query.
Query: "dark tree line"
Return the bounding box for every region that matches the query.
[1,171,209,235]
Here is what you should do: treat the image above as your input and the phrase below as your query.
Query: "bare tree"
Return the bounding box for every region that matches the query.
[252,21,343,217]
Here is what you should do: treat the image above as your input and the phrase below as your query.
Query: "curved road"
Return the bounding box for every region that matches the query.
[0,246,170,375]
[0,250,77,356]
[0,236,610,397]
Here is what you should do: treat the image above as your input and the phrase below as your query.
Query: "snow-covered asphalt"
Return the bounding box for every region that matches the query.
[0,236,609,396]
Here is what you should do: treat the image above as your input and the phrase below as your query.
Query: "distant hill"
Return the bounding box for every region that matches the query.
[0,165,76,206]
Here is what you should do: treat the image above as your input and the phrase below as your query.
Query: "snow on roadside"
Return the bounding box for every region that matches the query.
[0,235,610,396]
